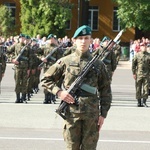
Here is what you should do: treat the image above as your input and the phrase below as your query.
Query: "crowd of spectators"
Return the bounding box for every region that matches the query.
[129,37,150,61]
[0,34,102,58]
[1,34,149,63]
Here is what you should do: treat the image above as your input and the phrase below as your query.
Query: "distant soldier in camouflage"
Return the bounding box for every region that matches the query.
[30,39,42,94]
[93,36,117,81]
[26,38,38,100]
[0,46,6,82]
[7,34,33,103]
[41,25,112,150]
[113,42,121,65]
[63,45,76,57]
[39,34,63,104]
[132,44,150,107]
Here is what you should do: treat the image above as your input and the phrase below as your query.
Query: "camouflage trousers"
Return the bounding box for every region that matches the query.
[33,68,41,89]
[135,76,149,99]
[63,112,99,150]
[14,68,28,94]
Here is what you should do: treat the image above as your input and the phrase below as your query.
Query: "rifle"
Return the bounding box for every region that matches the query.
[55,30,124,120]
[101,42,120,64]
[38,44,63,68]
[15,40,32,62]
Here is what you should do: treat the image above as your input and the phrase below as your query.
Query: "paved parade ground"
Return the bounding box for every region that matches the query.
[0,62,150,150]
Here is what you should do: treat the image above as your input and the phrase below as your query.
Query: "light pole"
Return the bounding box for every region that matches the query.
[78,0,80,27]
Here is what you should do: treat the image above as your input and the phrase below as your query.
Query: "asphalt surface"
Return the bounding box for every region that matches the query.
[0,61,150,150]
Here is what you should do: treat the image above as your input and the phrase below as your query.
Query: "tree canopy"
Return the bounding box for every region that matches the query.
[20,0,73,38]
[112,0,150,31]
[0,5,15,37]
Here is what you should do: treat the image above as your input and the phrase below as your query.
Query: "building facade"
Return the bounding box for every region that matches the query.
[0,0,135,43]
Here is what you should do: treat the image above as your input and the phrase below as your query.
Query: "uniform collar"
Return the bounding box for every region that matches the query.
[75,49,90,59]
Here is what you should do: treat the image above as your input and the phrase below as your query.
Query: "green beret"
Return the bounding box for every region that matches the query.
[100,36,110,47]
[19,33,25,38]
[101,36,110,42]
[25,35,31,39]
[73,25,92,39]
[47,34,54,39]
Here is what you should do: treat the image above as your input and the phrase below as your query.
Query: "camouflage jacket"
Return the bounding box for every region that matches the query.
[63,45,76,56]
[42,49,112,118]
[92,47,117,80]
[7,43,33,69]
[40,43,64,72]
[0,53,6,74]
[132,51,150,77]
[30,44,42,69]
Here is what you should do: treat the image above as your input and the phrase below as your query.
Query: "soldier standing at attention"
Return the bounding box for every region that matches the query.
[113,42,121,65]
[132,44,150,107]
[0,46,6,82]
[7,34,33,103]
[40,34,61,104]
[93,37,117,81]
[41,25,112,150]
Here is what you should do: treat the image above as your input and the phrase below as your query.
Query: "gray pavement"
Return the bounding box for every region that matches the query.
[0,61,150,150]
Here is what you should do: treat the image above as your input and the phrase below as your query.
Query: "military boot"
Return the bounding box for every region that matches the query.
[143,99,148,107]
[27,93,31,101]
[51,94,56,104]
[21,93,27,103]
[137,99,143,107]
[43,94,49,104]
[15,93,21,103]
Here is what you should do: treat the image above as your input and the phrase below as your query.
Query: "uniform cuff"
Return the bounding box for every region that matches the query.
[52,87,62,95]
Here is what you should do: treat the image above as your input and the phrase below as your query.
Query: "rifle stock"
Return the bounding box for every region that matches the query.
[55,30,124,119]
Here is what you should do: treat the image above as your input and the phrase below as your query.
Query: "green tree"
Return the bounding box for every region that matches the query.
[20,0,73,38]
[0,5,15,37]
[112,0,150,31]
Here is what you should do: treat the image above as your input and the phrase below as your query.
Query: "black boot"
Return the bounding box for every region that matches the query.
[48,93,52,104]
[22,93,27,103]
[143,99,148,107]
[137,99,143,107]
[51,94,56,104]
[43,94,49,104]
[27,93,31,101]
[15,93,21,103]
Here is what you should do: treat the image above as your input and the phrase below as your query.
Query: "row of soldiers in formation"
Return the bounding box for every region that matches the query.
[0,33,121,103]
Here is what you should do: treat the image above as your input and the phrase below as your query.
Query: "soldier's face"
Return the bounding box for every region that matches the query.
[19,37,25,43]
[74,35,91,53]
[103,40,109,48]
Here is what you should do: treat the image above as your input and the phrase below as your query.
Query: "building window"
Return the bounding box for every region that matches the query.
[88,6,99,31]
[4,3,16,25]
[66,20,71,30]
[113,7,121,31]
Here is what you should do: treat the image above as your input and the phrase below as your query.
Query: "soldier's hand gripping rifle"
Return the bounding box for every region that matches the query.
[56,30,124,120]
[38,44,63,68]
[15,40,32,62]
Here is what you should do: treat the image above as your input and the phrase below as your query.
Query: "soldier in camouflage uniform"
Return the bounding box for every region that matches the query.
[41,25,112,150]
[132,44,150,107]
[113,43,121,65]
[39,34,63,104]
[63,45,76,57]
[26,38,38,100]
[93,37,117,81]
[0,46,6,82]
[30,39,42,94]
[7,34,33,103]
